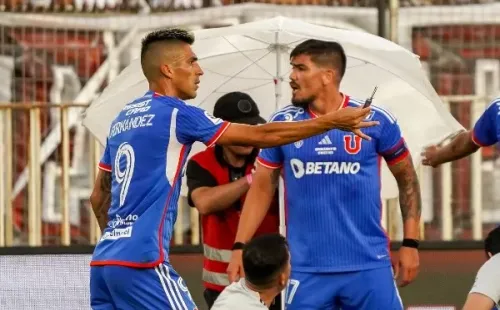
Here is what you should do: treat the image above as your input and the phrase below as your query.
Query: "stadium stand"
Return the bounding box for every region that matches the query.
[0,0,494,13]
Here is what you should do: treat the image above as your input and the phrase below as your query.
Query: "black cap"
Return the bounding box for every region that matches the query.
[213,92,266,125]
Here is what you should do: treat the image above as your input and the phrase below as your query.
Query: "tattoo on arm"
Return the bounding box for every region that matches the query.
[93,171,112,232]
[390,157,422,222]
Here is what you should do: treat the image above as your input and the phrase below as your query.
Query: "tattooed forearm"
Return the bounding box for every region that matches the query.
[90,171,112,233]
[389,156,422,238]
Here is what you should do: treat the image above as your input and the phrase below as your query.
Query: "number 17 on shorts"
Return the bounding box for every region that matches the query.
[285,279,300,306]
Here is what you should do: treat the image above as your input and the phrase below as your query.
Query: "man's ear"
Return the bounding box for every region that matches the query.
[279,272,287,287]
[160,63,174,79]
[321,69,335,86]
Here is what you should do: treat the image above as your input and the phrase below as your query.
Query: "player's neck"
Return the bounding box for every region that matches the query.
[245,281,278,308]
[309,91,344,116]
[149,81,180,98]
[258,290,278,308]
[222,148,246,168]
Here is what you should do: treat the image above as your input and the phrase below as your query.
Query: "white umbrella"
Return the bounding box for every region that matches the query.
[87,16,465,216]
[83,16,463,198]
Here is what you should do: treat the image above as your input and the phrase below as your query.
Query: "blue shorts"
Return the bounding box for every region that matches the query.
[90,262,197,310]
[285,266,403,310]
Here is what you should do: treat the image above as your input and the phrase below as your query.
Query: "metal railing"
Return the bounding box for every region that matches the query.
[0,103,102,247]
[0,98,494,247]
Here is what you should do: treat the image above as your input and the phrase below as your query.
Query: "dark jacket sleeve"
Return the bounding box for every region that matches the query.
[186,159,218,207]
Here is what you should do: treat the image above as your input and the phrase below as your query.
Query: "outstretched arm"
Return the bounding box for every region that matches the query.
[422,130,479,167]
[217,106,378,148]
[90,170,112,232]
[423,98,500,167]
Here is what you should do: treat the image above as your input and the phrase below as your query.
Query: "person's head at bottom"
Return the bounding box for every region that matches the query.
[484,225,500,259]
[213,91,266,159]
[140,28,203,100]
[243,233,291,307]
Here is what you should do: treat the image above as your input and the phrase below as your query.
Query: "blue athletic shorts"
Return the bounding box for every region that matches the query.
[285,266,403,310]
[90,262,198,310]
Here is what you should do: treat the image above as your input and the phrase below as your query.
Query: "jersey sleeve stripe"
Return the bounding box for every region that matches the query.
[206,122,231,147]
[380,138,410,165]
[257,157,282,169]
[98,162,112,172]
[380,138,405,156]
[471,130,488,147]
[385,149,409,165]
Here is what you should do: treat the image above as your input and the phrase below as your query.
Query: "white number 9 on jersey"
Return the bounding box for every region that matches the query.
[114,142,135,207]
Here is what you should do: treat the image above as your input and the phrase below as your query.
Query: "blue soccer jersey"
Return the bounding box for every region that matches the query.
[258,95,409,273]
[472,97,500,147]
[91,90,229,267]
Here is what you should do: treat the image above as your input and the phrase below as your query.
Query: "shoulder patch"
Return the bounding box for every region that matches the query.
[269,105,304,122]
[203,110,223,125]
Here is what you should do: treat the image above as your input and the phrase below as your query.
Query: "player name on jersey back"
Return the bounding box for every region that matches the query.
[91,91,228,268]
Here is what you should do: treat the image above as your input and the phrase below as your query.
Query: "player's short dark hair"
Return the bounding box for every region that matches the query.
[290,39,347,80]
[243,233,289,289]
[485,225,500,256]
[140,28,194,63]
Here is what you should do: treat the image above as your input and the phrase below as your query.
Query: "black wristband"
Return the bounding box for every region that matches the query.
[232,242,245,250]
[402,238,419,249]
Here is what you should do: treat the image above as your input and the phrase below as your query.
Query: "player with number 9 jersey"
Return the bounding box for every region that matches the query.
[90,90,229,309]
[92,90,229,265]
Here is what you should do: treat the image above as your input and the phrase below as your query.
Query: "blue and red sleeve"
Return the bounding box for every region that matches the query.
[472,99,500,147]
[98,139,112,172]
[177,104,230,147]
[257,147,284,169]
[377,120,409,166]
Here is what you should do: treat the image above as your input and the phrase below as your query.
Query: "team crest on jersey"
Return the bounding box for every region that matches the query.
[294,140,303,148]
[343,135,362,155]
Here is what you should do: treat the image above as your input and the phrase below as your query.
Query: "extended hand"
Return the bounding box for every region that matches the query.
[394,246,420,287]
[330,106,379,140]
[421,145,441,167]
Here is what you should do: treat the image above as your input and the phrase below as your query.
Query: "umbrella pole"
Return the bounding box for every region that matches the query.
[273,31,288,310]
[274,32,285,239]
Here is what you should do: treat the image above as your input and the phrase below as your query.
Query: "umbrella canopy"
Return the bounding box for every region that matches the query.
[82,16,463,198]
